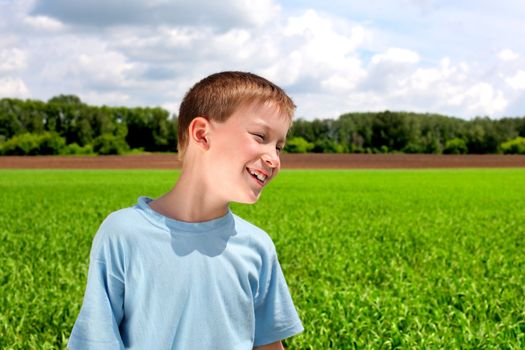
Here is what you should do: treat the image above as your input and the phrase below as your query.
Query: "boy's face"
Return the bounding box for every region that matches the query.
[205,101,290,204]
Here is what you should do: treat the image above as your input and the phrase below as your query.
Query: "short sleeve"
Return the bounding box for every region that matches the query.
[68,222,126,350]
[253,250,303,346]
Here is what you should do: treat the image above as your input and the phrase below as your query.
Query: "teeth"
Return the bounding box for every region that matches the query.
[248,168,267,182]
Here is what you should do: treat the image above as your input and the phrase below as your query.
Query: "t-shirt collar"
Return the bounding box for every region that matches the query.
[135,196,234,234]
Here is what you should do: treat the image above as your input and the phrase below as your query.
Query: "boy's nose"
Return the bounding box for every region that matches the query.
[262,149,280,169]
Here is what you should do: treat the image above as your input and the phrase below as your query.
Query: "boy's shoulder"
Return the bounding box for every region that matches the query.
[99,206,144,234]
[230,213,277,254]
[89,207,142,248]
[230,213,265,235]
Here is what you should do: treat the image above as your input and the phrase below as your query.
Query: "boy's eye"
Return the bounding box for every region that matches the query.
[252,133,265,141]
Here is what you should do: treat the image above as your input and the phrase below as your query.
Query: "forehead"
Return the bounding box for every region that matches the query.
[236,103,291,139]
[232,101,291,128]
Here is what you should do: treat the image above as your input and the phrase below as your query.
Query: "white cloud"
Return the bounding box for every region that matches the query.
[353,52,511,118]
[82,91,130,105]
[0,48,27,72]
[371,48,420,65]
[261,50,303,86]
[23,15,65,31]
[74,51,136,87]
[160,102,179,115]
[111,26,266,67]
[284,10,365,63]
[498,49,519,61]
[1,0,524,120]
[0,77,30,98]
[31,36,139,92]
[321,74,358,92]
[360,48,421,93]
[231,0,280,26]
[400,57,466,92]
[462,83,507,115]
[505,70,525,89]
[31,0,279,29]
[270,10,367,90]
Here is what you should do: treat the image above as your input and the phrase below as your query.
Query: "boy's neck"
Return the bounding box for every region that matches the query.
[149,168,229,223]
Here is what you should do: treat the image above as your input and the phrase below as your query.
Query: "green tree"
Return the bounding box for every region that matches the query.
[48,95,83,105]
[0,99,23,139]
[443,138,468,154]
[370,111,419,152]
[123,107,171,151]
[0,133,41,155]
[61,143,94,155]
[92,134,129,155]
[284,137,314,153]
[47,95,89,145]
[500,137,525,154]
[166,115,178,152]
[288,118,315,142]
[312,139,346,153]
[0,132,66,155]
[38,132,66,155]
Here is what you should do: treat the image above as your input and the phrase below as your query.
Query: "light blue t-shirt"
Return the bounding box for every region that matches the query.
[68,196,303,350]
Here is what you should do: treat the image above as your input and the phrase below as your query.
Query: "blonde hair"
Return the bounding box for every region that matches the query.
[177,71,295,158]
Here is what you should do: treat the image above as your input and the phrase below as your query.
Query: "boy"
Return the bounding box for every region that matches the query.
[68,71,303,349]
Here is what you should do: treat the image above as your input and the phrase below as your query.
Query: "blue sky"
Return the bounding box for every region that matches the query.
[1,0,525,120]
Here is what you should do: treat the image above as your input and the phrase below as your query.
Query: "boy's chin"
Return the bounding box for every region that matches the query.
[232,193,261,205]
[234,199,259,205]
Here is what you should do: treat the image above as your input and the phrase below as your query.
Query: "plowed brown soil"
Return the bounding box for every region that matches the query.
[1,154,525,169]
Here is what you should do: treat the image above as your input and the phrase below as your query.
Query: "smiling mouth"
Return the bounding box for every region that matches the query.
[246,167,268,185]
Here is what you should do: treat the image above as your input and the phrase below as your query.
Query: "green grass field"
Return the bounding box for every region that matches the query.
[1,169,524,349]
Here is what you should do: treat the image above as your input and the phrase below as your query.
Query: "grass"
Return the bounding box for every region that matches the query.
[1,169,524,349]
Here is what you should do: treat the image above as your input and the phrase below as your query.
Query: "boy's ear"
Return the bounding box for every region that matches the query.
[188,116,211,151]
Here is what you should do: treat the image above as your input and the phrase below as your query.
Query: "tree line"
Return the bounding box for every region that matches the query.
[1,95,525,155]
[287,111,525,154]
[0,95,177,155]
